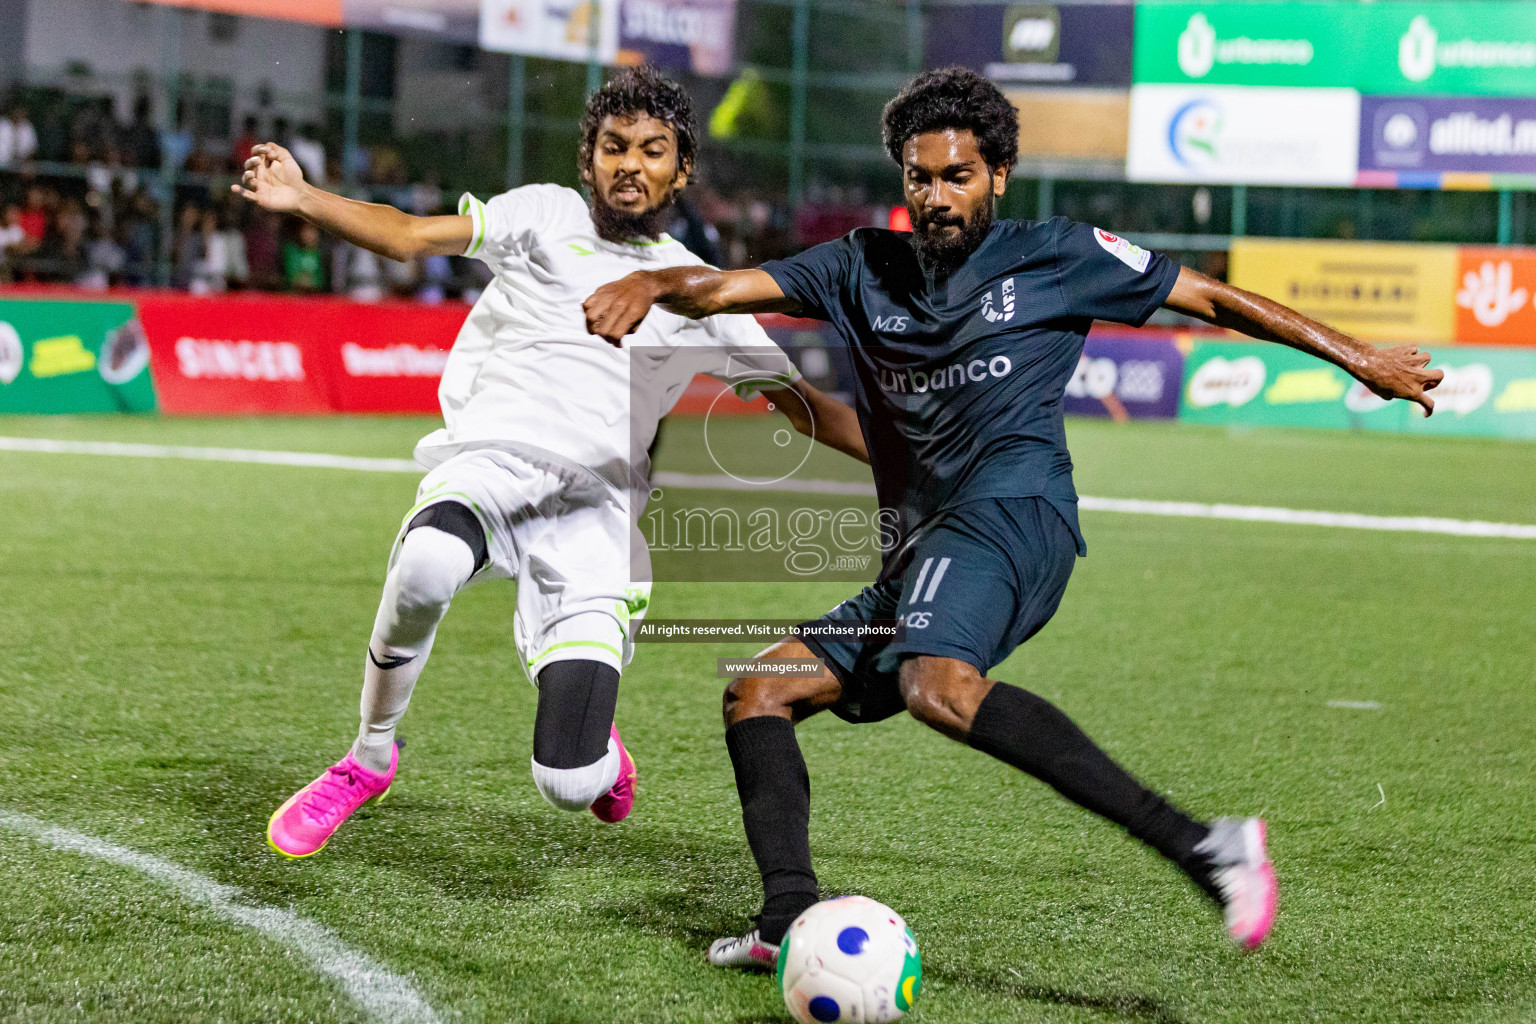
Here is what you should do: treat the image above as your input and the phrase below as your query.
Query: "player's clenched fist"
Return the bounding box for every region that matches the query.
[585,272,663,347]
[231,142,309,214]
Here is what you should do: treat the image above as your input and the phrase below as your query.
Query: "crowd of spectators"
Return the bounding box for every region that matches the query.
[0,85,834,300]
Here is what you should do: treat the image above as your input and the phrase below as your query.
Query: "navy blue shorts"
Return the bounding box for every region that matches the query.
[797,497,1077,724]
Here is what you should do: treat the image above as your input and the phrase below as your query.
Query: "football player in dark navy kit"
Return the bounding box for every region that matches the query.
[585,68,1443,965]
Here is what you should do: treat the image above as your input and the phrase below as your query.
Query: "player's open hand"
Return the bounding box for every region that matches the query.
[231,142,308,214]
[584,272,662,347]
[1358,345,1444,416]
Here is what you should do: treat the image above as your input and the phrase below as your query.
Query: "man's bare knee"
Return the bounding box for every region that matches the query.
[899,656,992,741]
[723,674,793,725]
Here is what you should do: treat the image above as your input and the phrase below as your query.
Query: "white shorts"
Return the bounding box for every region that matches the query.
[390,448,651,683]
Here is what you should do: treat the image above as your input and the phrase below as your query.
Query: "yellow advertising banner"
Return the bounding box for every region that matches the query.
[1229,239,1458,344]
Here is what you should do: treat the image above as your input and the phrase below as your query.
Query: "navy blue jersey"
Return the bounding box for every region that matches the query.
[761,217,1180,564]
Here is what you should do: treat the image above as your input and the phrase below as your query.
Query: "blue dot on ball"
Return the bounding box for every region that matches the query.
[808,995,841,1022]
[836,926,870,955]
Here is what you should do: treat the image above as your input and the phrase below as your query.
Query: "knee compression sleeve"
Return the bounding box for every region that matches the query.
[529,660,622,811]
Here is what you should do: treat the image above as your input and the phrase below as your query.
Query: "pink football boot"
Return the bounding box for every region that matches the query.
[267,745,397,859]
[589,724,636,823]
[1197,817,1278,950]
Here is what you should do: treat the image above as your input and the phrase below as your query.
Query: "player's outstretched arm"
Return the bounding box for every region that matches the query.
[760,379,870,465]
[1164,266,1444,414]
[585,267,798,346]
[232,143,471,262]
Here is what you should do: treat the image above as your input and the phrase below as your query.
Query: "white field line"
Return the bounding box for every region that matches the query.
[1328,700,1384,710]
[3,435,1534,541]
[0,810,440,1024]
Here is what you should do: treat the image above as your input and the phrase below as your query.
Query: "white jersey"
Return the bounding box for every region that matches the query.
[415,184,797,495]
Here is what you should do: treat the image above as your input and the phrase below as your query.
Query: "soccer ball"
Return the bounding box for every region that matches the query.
[777,895,922,1023]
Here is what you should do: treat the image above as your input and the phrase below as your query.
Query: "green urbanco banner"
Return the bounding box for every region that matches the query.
[1179,342,1536,440]
[0,299,158,414]
[1136,1,1536,96]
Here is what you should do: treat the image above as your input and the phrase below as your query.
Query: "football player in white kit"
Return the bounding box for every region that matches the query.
[234,67,870,858]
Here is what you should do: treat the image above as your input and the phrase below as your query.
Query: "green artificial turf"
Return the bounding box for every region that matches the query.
[0,414,1532,1023]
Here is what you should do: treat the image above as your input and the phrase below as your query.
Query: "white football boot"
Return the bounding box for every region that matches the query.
[707,928,780,971]
[1195,816,1278,951]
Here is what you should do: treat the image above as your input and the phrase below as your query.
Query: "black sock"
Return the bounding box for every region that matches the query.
[968,683,1217,900]
[725,716,819,944]
[534,660,620,769]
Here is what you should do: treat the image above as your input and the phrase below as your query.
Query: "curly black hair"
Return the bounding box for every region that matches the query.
[881,67,1019,173]
[578,65,698,182]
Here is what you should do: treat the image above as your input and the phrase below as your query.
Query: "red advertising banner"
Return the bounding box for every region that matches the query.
[135,294,463,415]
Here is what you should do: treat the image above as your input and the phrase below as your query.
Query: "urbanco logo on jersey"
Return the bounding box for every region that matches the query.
[878,354,1014,395]
[981,278,1016,323]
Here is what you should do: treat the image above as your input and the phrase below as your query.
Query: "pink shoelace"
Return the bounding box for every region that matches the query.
[300,763,372,826]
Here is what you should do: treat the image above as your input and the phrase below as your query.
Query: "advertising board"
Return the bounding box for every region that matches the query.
[136,295,461,416]
[927,2,1134,87]
[618,0,736,75]
[1134,1,1536,96]
[125,0,343,25]
[1064,332,1184,420]
[0,299,158,414]
[1359,96,1536,178]
[1228,239,1459,345]
[1179,340,1536,439]
[1127,84,1360,186]
[480,0,619,63]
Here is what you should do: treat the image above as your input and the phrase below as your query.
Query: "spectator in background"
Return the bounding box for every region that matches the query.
[36,197,89,283]
[230,114,260,172]
[17,186,50,252]
[0,205,25,276]
[332,238,383,302]
[0,106,39,167]
[120,190,159,286]
[160,102,193,172]
[124,95,161,170]
[244,208,282,290]
[217,203,249,289]
[289,122,326,186]
[171,203,203,289]
[81,213,126,290]
[283,220,324,293]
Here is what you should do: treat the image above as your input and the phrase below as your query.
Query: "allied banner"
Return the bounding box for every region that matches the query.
[1228,238,1459,345]
[927,2,1134,87]
[1064,332,1184,420]
[0,299,158,414]
[1134,1,1536,96]
[1359,95,1536,179]
[1179,340,1536,439]
[1127,84,1360,186]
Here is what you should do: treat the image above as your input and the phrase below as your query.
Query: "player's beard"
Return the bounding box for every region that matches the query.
[589,189,680,244]
[910,192,995,274]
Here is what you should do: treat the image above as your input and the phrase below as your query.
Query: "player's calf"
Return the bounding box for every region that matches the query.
[528,659,635,821]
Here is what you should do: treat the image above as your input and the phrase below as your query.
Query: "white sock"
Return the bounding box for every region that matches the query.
[352,527,475,773]
[530,737,621,812]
